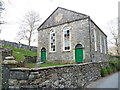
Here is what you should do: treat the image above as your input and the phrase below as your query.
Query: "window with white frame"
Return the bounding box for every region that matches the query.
[104,38,107,54]
[50,29,55,52]
[89,21,93,43]
[63,26,71,51]
[94,29,97,51]
[100,34,103,53]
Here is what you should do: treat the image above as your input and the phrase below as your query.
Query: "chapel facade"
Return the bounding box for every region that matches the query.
[37,7,108,63]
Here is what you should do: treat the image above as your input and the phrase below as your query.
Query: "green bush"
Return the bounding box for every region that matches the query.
[106,66,113,74]
[101,59,120,77]
[101,68,108,77]
[110,66,117,72]
[109,59,120,71]
[109,55,120,60]
[116,63,120,71]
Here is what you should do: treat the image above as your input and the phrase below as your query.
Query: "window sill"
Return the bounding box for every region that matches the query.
[48,51,56,53]
[62,50,71,52]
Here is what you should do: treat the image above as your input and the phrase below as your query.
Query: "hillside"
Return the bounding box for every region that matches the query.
[3,46,37,61]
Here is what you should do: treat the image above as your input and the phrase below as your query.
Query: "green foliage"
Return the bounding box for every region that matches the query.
[28,63,36,68]
[115,63,120,71]
[101,68,108,77]
[106,66,113,74]
[110,65,117,72]
[109,59,120,71]
[109,56,120,60]
[101,59,120,77]
[109,59,120,64]
[3,45,37,61]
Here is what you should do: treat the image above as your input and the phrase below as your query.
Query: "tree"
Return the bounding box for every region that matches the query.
[107,18,120,56]
[0,0,5,48]
[0,0,5,25]
[17,11,41,49]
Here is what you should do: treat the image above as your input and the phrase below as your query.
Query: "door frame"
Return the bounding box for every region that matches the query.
[41,47,46,62]
[75,44,84,63]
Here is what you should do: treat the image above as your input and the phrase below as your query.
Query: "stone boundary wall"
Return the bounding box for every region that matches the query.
[7,62,109,89]
[0,40,37,52]
[2,48,12,60]
[0,48,15,89]
[24,55,37,63]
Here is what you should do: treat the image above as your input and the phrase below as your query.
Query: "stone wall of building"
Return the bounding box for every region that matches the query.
[38,18,108,63]
[38,18,91,63]
[90,20,108,62]
[7,62,109,89]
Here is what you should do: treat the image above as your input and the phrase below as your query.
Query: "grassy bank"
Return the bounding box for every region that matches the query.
[3,46,37,61]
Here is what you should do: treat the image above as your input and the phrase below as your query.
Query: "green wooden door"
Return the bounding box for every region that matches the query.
[41,48,46,62]
[75,44,83,63]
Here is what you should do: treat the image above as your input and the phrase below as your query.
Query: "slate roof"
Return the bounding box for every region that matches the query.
[38,7,89,30]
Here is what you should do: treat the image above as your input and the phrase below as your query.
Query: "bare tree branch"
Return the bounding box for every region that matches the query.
[17,11,41,49]
[107,18,120,56]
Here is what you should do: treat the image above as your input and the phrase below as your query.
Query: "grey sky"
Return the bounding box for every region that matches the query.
[0,0,119,46]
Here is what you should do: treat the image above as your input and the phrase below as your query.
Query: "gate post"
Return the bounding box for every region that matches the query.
[0,48,18,89]
[2,57,18,89]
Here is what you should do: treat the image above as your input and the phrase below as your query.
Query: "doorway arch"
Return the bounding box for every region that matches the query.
[75,44,83,63]
[41,47,46,62]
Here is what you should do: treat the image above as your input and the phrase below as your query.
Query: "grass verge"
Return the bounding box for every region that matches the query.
[28,63,66,68]
[3,46,37,61]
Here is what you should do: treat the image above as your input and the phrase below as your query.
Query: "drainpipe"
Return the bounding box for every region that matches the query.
[88,16,92,62]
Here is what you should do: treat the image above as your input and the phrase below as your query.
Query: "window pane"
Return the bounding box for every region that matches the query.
[63,26,70,51]
[53,33,55,36]
[50,30,55,52]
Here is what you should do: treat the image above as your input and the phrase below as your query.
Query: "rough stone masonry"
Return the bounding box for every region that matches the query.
[8,62,108,89]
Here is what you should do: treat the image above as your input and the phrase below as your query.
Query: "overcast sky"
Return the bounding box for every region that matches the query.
[0,0,119,46]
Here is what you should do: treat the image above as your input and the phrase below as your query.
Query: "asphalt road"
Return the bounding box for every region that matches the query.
[87,72,120,88]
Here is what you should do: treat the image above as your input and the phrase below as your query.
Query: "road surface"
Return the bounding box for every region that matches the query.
[87,72,120,88]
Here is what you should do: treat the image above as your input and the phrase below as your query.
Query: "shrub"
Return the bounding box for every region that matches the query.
[116,63,120,71]
[111,66,117,72]
[109,59,120,71]
[101,68,108,77]
[106,66,113,74]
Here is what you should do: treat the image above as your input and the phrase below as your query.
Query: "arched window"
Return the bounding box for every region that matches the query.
[63,26,71,51]
[50,30,55,52]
